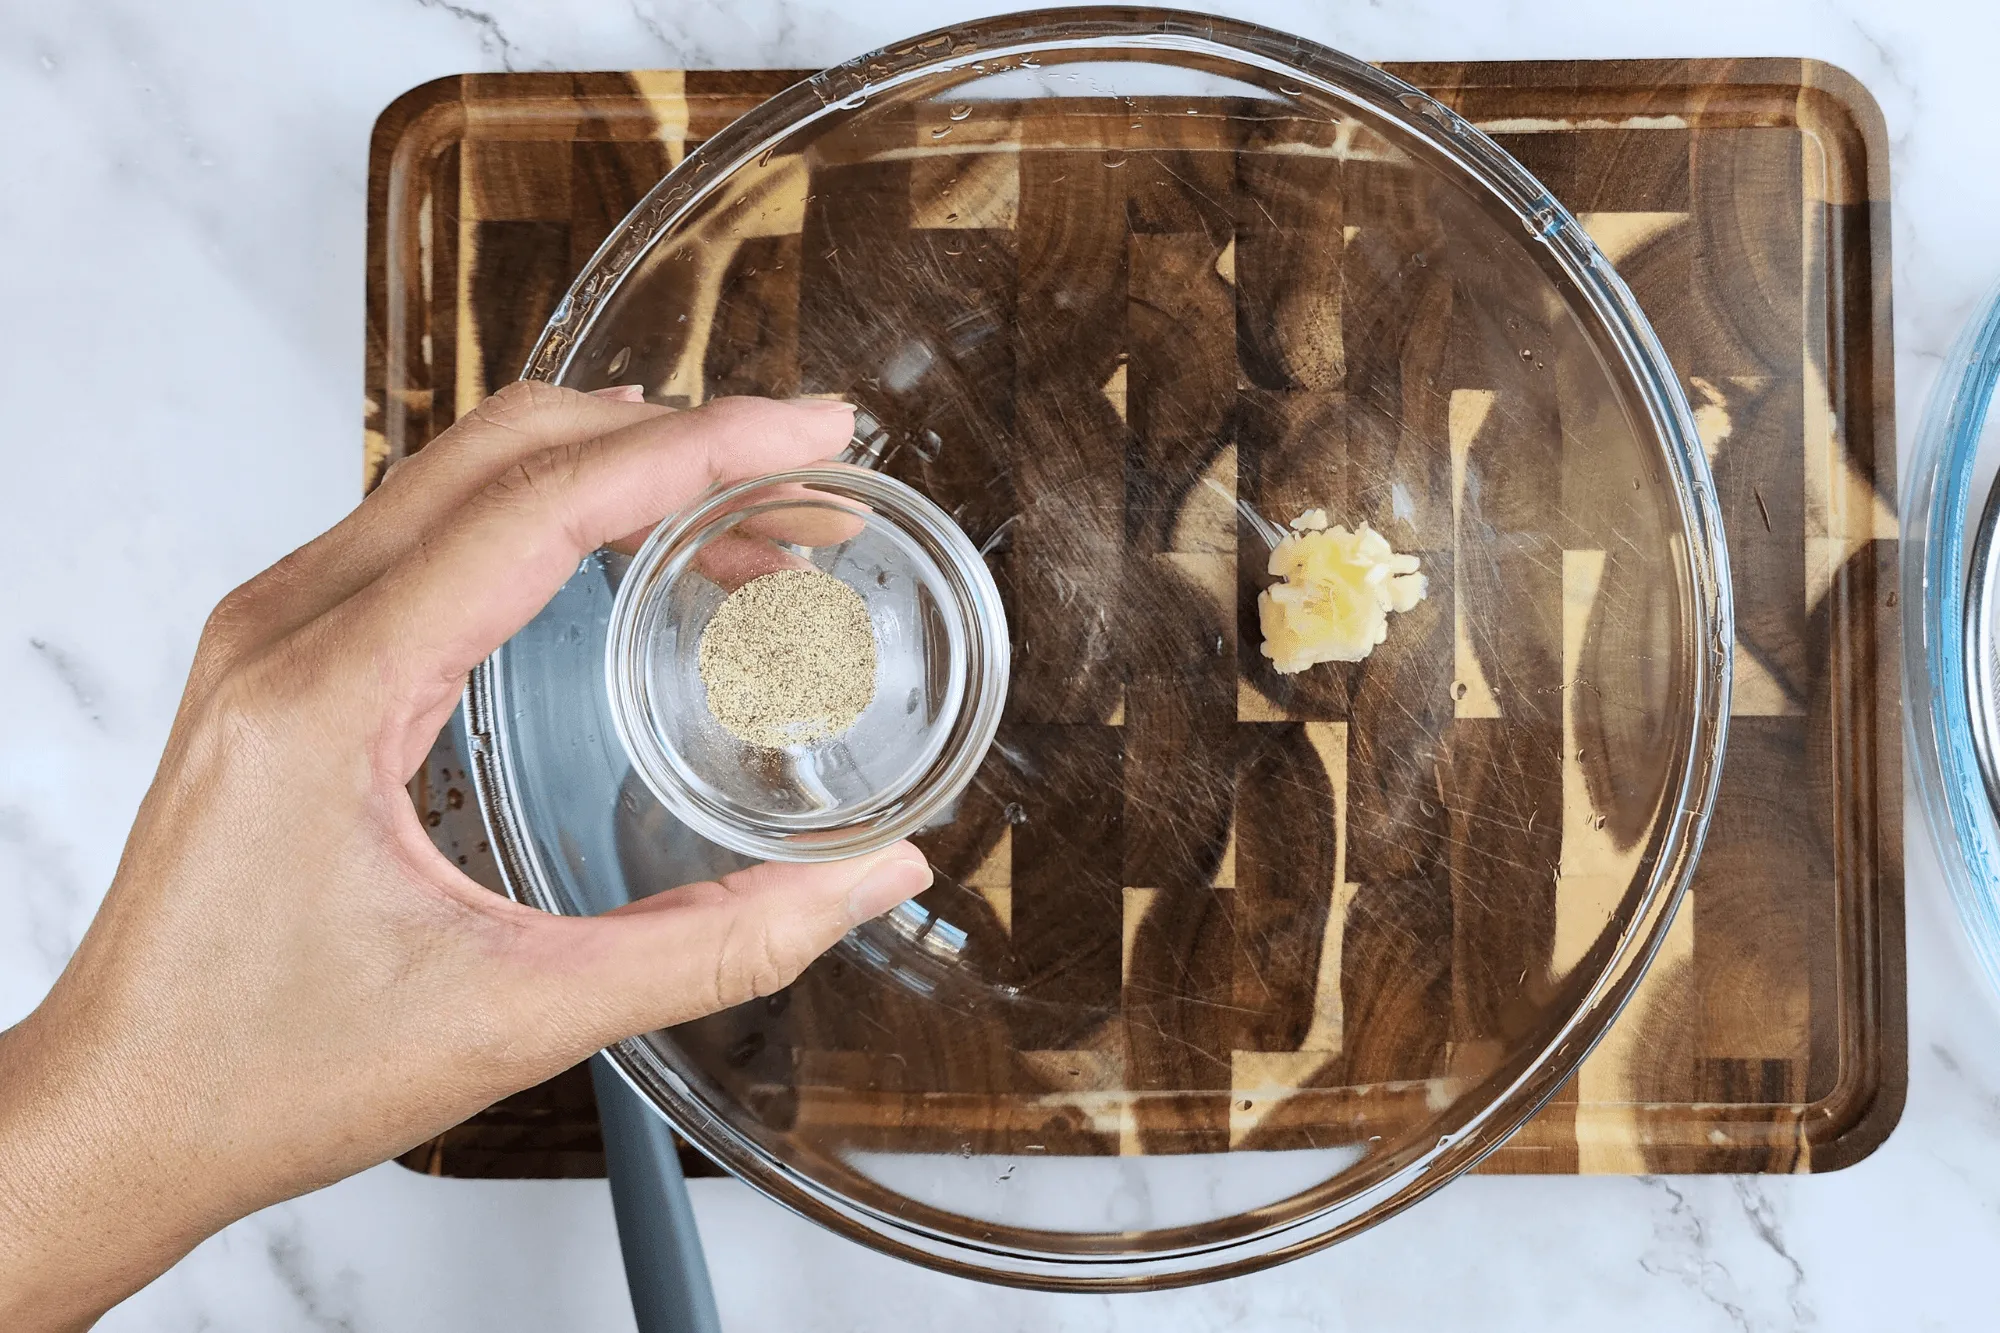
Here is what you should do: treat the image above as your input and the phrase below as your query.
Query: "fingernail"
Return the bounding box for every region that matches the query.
[590,384,647,402]
[846,847,933,922]
[788,396,857,412]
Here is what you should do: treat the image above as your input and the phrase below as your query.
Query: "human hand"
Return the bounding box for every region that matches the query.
[0,384,933,1332]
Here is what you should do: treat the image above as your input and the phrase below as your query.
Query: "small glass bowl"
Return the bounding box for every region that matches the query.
[606,465,1010,862]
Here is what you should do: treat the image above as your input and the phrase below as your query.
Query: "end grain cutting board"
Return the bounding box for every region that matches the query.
[367,59,1902,1178]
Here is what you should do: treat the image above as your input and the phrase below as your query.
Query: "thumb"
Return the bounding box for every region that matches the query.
[549,842,933,1047]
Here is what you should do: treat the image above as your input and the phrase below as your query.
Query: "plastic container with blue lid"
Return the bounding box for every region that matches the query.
[1906,281,2000,998]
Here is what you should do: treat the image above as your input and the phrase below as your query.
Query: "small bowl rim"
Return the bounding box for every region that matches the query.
[631,490,971,831]
[604,463,1011,863]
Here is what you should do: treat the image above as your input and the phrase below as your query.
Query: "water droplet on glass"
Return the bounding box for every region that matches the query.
[606,345,631,379]
[949,103,971,121]
[931,126,952,140]
[1520,348,1534,360]
[1279,83,1306,97]
[1102,151,1127,169]
[1452,680,1469,700]
[837,92,867,110]
[1004,802,1029,825]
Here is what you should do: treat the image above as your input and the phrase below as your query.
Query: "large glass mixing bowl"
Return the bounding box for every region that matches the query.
[467,7,1731,1289]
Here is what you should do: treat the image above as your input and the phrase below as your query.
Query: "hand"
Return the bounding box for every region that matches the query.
[0,384,933,1332]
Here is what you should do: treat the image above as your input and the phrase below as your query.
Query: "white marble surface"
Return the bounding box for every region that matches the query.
[3,0,1999,1327]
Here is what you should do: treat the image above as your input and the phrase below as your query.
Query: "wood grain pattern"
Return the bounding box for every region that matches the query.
[368,59,1902,1180]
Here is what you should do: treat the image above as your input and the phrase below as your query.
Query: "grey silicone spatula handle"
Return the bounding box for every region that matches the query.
[590,1054,723,1333]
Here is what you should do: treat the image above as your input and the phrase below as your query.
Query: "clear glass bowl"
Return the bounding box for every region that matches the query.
[606,465,1010,862]
[467,6,1731,1290]
[1905,280,2000,997]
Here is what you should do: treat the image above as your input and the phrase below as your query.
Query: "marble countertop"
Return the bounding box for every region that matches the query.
[5,0,1999,1328]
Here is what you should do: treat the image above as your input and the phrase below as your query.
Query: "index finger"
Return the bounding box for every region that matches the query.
[213,384,676,662]
[306,396,857,768]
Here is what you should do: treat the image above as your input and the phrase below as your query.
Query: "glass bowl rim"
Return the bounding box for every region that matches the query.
[466,4,1734,1289]
[602,463,1010,862]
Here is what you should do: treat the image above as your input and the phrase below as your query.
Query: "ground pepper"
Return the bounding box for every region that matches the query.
[697,568,877,747]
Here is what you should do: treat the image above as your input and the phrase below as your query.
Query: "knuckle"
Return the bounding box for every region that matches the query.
[484,438,594,510]
[372,449,427,496]
[210,620,345,728]
[197,575,270,659]
[187,652,289,764]
[475,379,571,428]
[695,395,776,432]
[203,542,313,632]
[202,665,264,733]
[201,584,255,641]
[188,543,323,694]
[722,919,813,1007]
[432,381,589,463]
[489,378,558,412]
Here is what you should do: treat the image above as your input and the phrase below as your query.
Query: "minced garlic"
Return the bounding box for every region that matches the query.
[1257,513,1427,673]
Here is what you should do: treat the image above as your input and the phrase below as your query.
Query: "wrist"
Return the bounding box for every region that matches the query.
[0,1008,219,1331]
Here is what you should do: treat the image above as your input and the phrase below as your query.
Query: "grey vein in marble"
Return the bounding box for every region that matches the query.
[29,637,107,728]
[0,806,87,975]
[413,0,522,73]
[265,1218,362,1333]
[1730,1178,1811,1329]
[1637,1177,1755,1333]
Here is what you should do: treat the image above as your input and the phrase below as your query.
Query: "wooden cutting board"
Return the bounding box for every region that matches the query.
[369,60,1902,1177]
